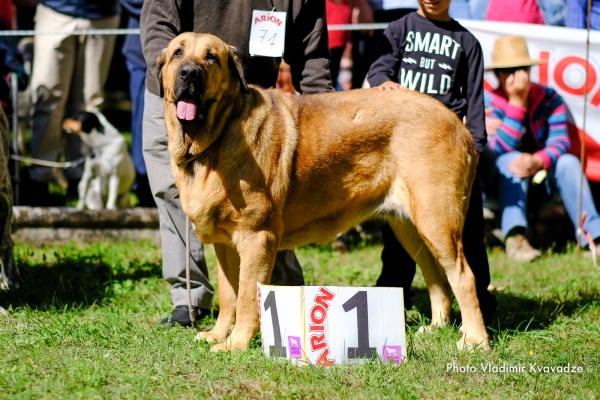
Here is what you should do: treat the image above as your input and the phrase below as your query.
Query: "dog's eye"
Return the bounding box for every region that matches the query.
[206,51,217,64]
[173,48,183,58]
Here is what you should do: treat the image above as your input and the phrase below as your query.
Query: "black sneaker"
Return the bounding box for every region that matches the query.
[161,305,211,327]
[481,296,498,327]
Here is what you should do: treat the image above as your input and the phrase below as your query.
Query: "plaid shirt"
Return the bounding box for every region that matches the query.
[485,83,570,170]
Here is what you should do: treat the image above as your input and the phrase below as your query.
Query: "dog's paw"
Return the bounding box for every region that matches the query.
[210,342,231,352]
[416,326,431,335]
[194,331,220,343]
[415,325,435,335]
[195,328,231,343]
[456,336,491,352]
[210,340,248,352]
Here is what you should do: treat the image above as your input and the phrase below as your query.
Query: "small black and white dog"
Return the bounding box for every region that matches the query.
[63,111,135,210]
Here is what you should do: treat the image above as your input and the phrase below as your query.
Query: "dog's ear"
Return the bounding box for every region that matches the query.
[77,111,103,134]
[228,46,248,93]
[156,48,168,98]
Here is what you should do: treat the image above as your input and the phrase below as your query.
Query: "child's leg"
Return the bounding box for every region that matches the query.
[462,173,498,324]
[376,222,417,310]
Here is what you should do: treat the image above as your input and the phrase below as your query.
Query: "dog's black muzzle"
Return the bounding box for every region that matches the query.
[174,63,203,104]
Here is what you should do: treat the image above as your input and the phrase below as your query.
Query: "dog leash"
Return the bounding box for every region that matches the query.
[578,211,598,269]
[10,154,87,169]
[185,215,199,329]
[576,0,593,256]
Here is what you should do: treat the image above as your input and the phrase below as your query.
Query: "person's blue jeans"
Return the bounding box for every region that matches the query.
[566,0,600,30]
[538,0,567,26]
[126,60,147,177]
[488,150,600,243]
[449,0,490,20]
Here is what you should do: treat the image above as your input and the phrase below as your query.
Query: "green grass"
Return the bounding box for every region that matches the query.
[1,241,599,398]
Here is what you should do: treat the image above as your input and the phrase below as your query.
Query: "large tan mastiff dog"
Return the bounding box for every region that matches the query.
[158,32,490,351]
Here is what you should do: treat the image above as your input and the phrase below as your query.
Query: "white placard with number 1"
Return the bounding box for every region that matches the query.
[249,10,287,57]
[257,284,406,366]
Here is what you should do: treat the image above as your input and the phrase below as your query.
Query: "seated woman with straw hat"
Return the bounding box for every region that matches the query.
[482,35,600,261]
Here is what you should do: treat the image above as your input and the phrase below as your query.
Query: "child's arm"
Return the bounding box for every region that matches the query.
[367,23,403,88]
[463,41,487,154]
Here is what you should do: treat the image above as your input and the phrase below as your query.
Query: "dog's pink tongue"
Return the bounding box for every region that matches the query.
[176,100,197,121]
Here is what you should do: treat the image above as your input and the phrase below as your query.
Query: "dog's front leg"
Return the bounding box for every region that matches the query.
[106,173,119,210]
[211,231,278,352]
[77,159,92,210]
[196,243,240,344]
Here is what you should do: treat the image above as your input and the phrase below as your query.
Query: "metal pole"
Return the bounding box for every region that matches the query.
[10,73,19,206]
[577,0,593,255]
[186,215,197,328]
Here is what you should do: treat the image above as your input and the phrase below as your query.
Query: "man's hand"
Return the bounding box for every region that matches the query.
[505,69,530,108]
[377,81,406,91]
[509,153,544,178]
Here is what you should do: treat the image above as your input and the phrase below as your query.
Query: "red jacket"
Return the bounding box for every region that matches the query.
[327,0,352,49]
[0,0,13,30]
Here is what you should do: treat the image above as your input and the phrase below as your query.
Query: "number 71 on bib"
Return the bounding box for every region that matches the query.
[249,10,287,57]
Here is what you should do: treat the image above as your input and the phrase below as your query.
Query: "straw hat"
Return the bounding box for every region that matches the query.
[484,36,546,71]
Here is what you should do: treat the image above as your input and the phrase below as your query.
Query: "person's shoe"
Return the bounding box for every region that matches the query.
[584,243,600,258]
[161,305,211,327]
[505,234,541,262]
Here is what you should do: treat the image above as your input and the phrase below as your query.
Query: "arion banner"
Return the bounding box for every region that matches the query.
[257,284,406,366]
[461,20,600,181]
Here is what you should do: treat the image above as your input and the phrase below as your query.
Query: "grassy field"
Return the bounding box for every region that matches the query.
[1,240,599,399]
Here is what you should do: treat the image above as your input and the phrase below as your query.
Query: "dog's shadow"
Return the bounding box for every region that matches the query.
[0,252,161,310]
[409,286,599,337]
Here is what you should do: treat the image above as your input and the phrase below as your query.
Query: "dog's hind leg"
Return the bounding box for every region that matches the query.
[387,218,452,329]
[211,230,277,352]
[450,241,490,351]
[196,243,239,344]
[404,196,490,351]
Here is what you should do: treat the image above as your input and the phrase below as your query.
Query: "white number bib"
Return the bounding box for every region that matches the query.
[249,10,287,57]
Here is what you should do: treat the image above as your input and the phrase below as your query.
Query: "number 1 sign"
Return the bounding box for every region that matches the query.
[257,284,406,366]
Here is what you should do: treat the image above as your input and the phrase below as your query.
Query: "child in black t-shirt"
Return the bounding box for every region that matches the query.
[367,0,497,324]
